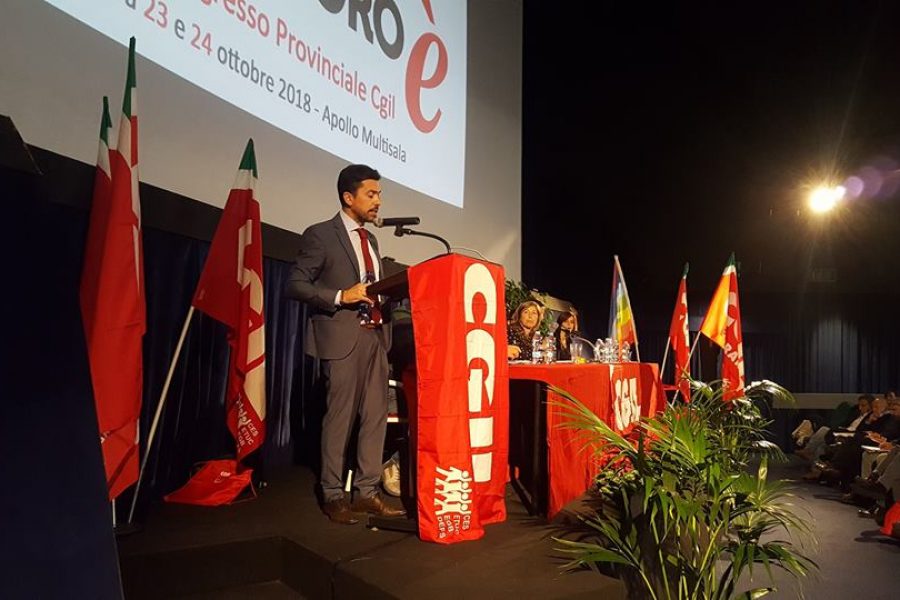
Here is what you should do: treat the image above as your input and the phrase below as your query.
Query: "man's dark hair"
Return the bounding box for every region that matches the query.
[860,394,876,403]
[337,164,380,206]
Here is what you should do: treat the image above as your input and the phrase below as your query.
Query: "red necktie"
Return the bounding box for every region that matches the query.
[355,228,382,325]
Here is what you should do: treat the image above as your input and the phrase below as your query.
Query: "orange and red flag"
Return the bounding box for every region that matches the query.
[699,254,744,401]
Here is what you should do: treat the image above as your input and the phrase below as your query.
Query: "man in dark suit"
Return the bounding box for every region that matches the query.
[287,164,404,524]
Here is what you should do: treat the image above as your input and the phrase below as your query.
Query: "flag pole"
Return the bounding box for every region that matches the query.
[677,332,692,402]
[687,331,702,362]
[659,338,672,379]
[127,306,196,523]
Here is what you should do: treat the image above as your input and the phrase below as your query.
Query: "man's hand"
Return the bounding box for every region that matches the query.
[868,432,887,444]
[340,282,374,306]
[507,345,521,360]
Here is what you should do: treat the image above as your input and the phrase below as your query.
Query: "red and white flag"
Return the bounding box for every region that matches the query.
[699,253,745,401]
[192,140,266,460]
[668,263,691,401]
[79,37,146,500]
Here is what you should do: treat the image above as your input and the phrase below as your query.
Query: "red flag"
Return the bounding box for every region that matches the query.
[163,459,254,506]
[699,254,744,401]
[79,37,146,500]
[192,140,266,460]
[608,255,640,361]
[668,264,691,401]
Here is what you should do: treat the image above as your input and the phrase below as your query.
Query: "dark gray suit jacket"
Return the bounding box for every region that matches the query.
[286,213,390,360]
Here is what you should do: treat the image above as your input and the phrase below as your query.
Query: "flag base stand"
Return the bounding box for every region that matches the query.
[114,521,143,537]
[366,514,417,533]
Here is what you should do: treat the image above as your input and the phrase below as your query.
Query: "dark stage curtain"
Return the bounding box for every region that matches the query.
[642,293,898,395]
[797,293,900,393]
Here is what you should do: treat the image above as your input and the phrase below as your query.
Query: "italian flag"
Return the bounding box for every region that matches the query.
[79,37,146,500]
[699,254,744,401]
[192,140,266,461]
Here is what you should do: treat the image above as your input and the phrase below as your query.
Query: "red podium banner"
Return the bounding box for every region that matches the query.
[408,255,509,543]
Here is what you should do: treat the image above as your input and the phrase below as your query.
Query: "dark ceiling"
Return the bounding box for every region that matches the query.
[522,0,900,324]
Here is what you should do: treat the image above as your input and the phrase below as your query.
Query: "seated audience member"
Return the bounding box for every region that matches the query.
[849,403,900,515]
[809,397,900,488]
[795,394,872,462]
[554,311,579,361]
[872,444,900,511]
[847,445,899,515]
[507,300,543,361]
[865,398,900,449]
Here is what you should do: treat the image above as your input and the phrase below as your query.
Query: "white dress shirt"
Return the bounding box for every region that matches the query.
[334,210,380,305]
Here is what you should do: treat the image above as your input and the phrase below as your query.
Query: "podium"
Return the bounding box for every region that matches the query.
[367,267,409,298]
[369,253,510,544]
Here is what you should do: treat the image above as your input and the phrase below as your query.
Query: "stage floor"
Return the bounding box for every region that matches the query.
[117,467,625,599]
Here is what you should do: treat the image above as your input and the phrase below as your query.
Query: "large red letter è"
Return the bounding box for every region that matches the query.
[405,32,448,133]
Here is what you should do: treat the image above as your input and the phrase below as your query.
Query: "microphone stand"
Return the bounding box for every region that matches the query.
[393,226,451,254]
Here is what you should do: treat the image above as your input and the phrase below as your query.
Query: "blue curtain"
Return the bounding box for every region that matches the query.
[644,292,899,395]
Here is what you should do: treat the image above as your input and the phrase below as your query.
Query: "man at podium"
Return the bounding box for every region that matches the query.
[287,164,405,524]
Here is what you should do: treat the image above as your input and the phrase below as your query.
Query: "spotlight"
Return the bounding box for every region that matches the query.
[808,185,845,214]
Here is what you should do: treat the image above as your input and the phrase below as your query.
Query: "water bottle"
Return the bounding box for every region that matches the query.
[545,334,557,363]
[531,333,542,364]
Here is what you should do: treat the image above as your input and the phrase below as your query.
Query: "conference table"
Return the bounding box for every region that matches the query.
[508,362,664,518]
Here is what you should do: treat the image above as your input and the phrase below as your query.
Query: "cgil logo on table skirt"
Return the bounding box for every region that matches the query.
[613,376,641,431]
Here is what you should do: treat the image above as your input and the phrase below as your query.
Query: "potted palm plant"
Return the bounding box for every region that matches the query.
[554,380,816,600]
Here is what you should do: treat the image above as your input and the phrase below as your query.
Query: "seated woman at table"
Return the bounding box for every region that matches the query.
[507,300,543,361]
[554,311,579,361]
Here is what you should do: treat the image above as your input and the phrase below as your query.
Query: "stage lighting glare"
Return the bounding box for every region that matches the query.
[808,185,845,214]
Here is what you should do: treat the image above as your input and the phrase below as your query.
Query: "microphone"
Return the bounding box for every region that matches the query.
[374,216,420,228]
[377,216,451,253]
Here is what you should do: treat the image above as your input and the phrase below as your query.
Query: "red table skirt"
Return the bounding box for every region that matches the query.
[509,362,664,517]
